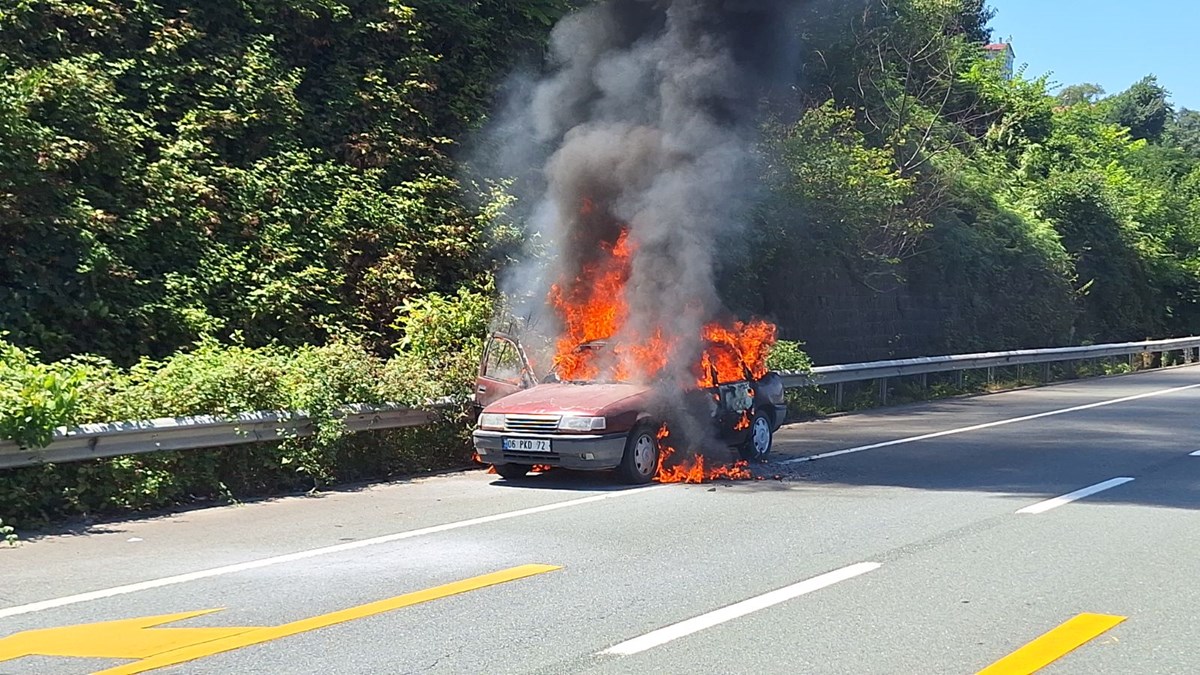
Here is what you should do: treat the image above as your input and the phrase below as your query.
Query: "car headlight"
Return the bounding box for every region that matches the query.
[478,413,506,430]
[558,416,607,432]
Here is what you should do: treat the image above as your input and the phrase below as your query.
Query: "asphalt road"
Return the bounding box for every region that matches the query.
[3,367,1200,674]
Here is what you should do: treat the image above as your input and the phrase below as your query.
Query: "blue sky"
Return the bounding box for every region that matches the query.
[989,0,1199,110]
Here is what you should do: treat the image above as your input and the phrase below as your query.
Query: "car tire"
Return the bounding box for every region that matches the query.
[618,423,660,485]
[738,410,773,462]
[492,463,532,480]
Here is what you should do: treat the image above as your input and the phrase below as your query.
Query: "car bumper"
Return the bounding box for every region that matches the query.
[473,430,627,470]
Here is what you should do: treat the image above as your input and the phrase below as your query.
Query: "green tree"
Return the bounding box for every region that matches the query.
[1057,83,1105,106]
[956,0,996,43]
[0,0,571,363]
[1106,75,1173,142]
[761,102,919,270]
[1168,108,1200,158]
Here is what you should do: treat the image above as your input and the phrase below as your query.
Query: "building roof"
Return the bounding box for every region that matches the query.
[983,43,1011,52]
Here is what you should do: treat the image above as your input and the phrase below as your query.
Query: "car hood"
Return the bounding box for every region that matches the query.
[483,382,651,417]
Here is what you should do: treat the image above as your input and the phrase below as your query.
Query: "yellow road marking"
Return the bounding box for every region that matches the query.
[978,613,1126,675]
[0,609,257,661]
[0,564,560,674]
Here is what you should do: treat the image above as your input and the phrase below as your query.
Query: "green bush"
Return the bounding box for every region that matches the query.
[0,341,89,448]
[767,340,813,373]
[0,1,571,365]
[0,313,493,528]
[387,287,495,408]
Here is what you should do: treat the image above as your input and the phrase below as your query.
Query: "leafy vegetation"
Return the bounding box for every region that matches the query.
[766,340,813,373]
[0,0,563,528]
[0,0,569,364]
[0,288,492,526]
[732,1,1200,357]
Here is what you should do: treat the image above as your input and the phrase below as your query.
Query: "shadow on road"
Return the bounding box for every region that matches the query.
[483,469,649,492]
[754,395,1200,511]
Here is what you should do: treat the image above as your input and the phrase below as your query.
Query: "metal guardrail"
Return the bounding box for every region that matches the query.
[777,336,1200,406]
[0,405,438,470]
[2,337,1198,470]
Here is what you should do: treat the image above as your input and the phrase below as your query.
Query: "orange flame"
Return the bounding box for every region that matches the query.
[473,452,499,474]
[550,231,634,381]
[653,423,752,484]
[550,225,776,387]
[696,321,778,388]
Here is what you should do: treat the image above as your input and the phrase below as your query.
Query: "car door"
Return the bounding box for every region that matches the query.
[475,333,536,409]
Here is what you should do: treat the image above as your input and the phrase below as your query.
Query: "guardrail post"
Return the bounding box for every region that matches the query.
[920,373,928,390]
[834,382,844,408]
[957,370,964,388]
[987,367,994,386]
[879,378,888,406]
[1043,362,1051,382]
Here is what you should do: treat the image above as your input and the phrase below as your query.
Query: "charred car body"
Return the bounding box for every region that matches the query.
[472,333,787,484]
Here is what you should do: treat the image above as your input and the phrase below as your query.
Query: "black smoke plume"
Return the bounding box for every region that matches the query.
[485,0,804,397]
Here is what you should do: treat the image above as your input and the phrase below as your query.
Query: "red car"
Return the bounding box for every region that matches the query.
[471,333,787,483]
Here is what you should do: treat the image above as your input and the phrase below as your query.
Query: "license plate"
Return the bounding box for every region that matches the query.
[503,438,552,453]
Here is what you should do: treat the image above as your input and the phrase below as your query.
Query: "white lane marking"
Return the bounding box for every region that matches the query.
[780,382,1200,465]
[600,562,881,657]
[0,486,666,620]
[1015,477,1135,515]
[1190,450,1200,457]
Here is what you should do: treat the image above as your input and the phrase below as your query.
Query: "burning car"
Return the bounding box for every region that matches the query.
[472,333,787,484]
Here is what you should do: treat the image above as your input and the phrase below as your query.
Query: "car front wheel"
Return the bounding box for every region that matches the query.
[618,423,660,484]
[738,411,773,462]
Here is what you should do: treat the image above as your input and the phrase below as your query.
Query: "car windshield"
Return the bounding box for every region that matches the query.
[550,340,748,388]
[552,341,619,384]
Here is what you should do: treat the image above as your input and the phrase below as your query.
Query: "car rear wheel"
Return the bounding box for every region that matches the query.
[618,423,660,485]
[738,411,773,462]
[492,463,532,480]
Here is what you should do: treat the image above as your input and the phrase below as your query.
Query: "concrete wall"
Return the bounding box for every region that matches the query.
[766,263,949,366]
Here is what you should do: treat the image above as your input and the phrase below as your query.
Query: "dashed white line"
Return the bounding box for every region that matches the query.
[0,486,666,620]
[1015,477,1135,515]
[1190,450,1200,457]
[780,382,1200,465]
[599,562,882,656]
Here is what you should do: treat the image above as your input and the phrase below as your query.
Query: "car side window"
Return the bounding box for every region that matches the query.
[484,339,523,385]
